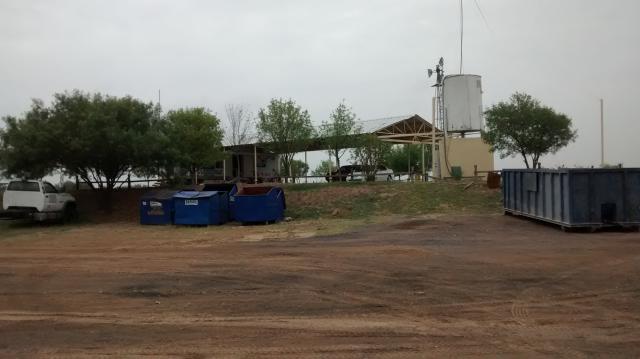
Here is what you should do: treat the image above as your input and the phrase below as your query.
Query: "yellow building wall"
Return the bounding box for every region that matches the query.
[438,137,494,178]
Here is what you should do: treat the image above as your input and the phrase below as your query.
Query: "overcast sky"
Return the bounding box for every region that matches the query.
[1,0,639,170]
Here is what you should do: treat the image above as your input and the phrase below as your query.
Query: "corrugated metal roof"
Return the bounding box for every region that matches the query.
[355,115,415,134]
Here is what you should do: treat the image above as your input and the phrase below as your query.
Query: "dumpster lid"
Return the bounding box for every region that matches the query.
[201,183,236,192]
[173,191,223,199]
[236,183,282,195]
[141,190,179,200]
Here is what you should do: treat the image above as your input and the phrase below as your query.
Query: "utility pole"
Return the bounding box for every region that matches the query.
[600,99,604,166]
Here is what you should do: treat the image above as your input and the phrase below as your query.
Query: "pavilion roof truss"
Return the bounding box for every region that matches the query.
[374,115,443,144]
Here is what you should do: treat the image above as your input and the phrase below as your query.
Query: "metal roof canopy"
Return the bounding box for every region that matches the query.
[224,114,442,154]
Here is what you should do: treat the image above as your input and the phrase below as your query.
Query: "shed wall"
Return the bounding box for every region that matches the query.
[437,137,494,178]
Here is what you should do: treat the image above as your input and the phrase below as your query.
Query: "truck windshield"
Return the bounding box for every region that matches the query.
[7,181,40,192]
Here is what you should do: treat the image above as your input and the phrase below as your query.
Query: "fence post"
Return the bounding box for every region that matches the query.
[474,165,478,177]
[127,174,131,189]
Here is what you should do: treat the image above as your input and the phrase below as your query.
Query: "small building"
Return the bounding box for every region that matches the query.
[435,137,494,179]
[198,145,280,183]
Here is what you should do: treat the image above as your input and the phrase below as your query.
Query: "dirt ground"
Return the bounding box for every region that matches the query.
[0,214,639,358]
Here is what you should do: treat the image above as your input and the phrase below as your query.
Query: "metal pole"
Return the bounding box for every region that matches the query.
[407,145,411,182]
[289,156,293,183]
[328,150,332,183]
[253,145,258,183]
[304,151,308,183]
[431,97,438,179]
[600,98,604,166]
[276,155,281,183]
[222,156,226,182]
[421,143,425,182]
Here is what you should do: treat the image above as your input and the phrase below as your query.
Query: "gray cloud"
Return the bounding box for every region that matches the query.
[1,0,638,169]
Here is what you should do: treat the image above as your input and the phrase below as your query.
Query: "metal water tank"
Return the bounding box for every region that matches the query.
[443,74,484,132]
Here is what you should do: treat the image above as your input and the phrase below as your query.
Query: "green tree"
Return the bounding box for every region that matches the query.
[352,135,391,181]
[49,92,161,192]
[0,91,162,209]
[0,100,56,179]
[164,108,225,184]
[257,99,315,183]
[384,144,431,174]
[132,104,184,186]
[320,101,361,179]
[312,159,334,176]
[482,92,577,169]
[1,91,159,191]
[280,159,309,180]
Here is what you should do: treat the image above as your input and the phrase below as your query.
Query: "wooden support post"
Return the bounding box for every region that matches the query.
[254,145,258,184]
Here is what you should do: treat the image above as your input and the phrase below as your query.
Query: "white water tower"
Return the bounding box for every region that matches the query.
[442,74,484,133]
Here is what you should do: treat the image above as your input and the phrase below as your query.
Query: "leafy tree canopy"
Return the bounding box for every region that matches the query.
[257,98,315,182]
[320,101,361,173]
[482,92,577,169]
[312,159,335,176]
[384,144,431,174]
[0,100,54,179]
[164,108,225,182]
[280,159,308,178]
[352,134,391,181]
[0,91,160,191]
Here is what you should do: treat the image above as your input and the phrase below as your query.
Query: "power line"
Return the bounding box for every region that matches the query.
[459,0,464,74]
[473,0,492,32]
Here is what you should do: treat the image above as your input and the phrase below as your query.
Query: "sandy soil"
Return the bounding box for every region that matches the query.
[0,215,639,358]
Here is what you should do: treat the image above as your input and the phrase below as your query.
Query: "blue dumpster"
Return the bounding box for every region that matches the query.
[140,190,178,225]
[503,168,640,229]
[201,183,238,220]
[173,191,229,225]
[233,185,286,224]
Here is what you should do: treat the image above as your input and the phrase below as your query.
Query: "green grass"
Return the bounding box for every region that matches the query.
[282,181,367,192]
[285,180,502,220]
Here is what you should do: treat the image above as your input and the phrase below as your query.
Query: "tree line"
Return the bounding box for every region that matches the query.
[0,90,577,193]
[0,91,390,189]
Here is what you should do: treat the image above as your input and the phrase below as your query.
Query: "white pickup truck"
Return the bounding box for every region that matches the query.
[2,180,77,221]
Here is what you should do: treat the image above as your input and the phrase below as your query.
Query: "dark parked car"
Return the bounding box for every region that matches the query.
[325,165,360,182]
[325,165,393,182]
[0,183,8,218]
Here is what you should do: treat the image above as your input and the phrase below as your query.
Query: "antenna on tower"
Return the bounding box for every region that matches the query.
[427,58,445,130]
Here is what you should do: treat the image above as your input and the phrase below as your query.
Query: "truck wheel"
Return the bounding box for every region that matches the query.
[63,203,78,223]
